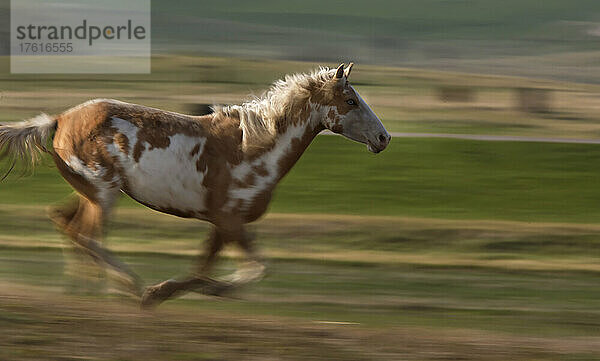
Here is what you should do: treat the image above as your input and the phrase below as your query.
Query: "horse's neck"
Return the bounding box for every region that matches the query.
[257,105,324,183]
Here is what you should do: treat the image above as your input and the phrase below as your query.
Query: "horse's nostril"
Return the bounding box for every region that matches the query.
[378,134,387,143]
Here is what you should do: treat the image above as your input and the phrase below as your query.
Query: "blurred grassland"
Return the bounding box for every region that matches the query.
[2,55,600,359]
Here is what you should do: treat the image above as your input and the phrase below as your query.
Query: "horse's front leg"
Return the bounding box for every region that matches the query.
[141,226,227,308]
[221,229,266,285]
[194,226,266,297]
[140,223,266,308]
[195,226,225,276]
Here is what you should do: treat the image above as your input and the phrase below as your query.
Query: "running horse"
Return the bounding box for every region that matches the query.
[0,63,391,308]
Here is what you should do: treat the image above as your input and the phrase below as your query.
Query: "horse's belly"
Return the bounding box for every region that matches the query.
[122,154,208,215]
[107,118,209,215]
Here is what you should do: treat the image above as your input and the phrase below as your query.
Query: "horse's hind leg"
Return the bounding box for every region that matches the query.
[49,194,105,294]
[64,194,143,297]
[69,195,142,297]
[48,193,80,231]
[49,190,143,299]
[51,152,143,297]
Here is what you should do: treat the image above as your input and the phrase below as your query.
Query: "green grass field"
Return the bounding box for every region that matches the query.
[4,136,600,223]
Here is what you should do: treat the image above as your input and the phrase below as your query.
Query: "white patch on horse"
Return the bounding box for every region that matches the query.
[107,119,208,214]
[230,162,253,182]
[319,104,340,129]
[65,155,120,210]
[109,117,139,158]
[225,110,319,212]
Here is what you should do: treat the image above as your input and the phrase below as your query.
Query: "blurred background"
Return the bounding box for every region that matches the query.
[2,1,600,360]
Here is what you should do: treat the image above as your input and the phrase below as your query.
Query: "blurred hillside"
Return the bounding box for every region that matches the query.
[149,0,600,82]
[4,55,600,140]
[3,1,600,82]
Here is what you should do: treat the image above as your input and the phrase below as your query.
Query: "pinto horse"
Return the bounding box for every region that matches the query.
[0,63,390,307]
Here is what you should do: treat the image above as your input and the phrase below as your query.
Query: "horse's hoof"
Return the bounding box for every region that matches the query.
[140,290,160,310]
[140,286,164,309]
[140,279,178,310]
[106,269,144,299]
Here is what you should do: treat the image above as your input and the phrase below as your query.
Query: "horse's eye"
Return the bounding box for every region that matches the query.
[346,99,357,106]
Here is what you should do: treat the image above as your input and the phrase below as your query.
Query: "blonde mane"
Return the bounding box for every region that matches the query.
[213,67,336,151]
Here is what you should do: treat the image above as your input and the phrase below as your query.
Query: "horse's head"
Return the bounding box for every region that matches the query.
[317,63,391,153]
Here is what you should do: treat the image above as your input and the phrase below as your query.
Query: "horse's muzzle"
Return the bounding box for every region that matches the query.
[367,133,391,153]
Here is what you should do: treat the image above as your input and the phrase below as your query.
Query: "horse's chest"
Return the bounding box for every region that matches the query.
[222,160,280,221]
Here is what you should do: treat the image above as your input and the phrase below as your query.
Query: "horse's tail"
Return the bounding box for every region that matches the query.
[0,113,57,179]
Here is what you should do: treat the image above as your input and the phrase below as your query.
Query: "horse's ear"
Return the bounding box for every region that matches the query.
[345,62,354,78]
[335,63,345,79]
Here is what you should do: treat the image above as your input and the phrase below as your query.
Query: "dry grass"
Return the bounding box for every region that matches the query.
[3,205,600,272]
[1,283,599,361]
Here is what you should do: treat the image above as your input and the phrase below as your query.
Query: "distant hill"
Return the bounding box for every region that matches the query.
[5,0,600,82]
[146,0,600,82]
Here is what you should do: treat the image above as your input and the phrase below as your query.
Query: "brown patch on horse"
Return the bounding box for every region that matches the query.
[196,155,208,173]
[327,108,337,120]
[201,145,233,220]
[331,124,343,134]
[231,178,245,188]
[193,116,242,174]
[312,78,357,115]
[204,112,244,165]
[132,142,145,162]
[244,190,272,223]
[190,143,202,157]
[244,172,256,186]
[138,111,238,220]
[253,163,269,177]
[113,133,129,154]
[132,127,171,162]
[326,108,344,133]
[241,129,317,223]
[105,102,216,163]
[52,101,118,202]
